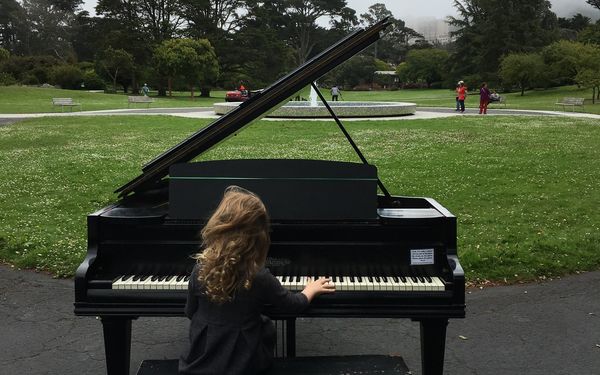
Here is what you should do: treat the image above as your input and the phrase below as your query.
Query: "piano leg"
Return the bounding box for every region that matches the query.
[285,318,296,357]
[419,318,448,375]
[101,316,132,375]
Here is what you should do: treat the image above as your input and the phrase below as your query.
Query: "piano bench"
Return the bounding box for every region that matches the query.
[136,355,410,375]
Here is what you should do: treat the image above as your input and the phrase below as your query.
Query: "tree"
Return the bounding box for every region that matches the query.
[574,43,600,103]
[95,47,134,92]
[587,0,600,10]
[558,14,591,32]
[0,47,9,62]
[17,0,83,59]
[284,0,356,64]
[96,0,183,44]
[449,0,558,81]
[0,0,24,52]
[578,23,600,45]
[542,41,589,86]
[153,38,219,98]
[360,3,422,64]
[499,52,545,95]
[397,49,450,87]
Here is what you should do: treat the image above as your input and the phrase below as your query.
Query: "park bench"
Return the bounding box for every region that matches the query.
[52,98,81,112]
[128,95,153,108]
[555,97,585,112]
[136,355,410,375]
[489,95,506,107]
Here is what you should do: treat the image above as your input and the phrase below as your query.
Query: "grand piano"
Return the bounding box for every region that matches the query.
[74,19,465,375]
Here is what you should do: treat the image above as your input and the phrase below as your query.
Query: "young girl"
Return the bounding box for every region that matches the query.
[179,186,335,375]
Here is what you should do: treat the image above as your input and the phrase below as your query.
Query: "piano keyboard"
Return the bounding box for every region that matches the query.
[112,274,445,292]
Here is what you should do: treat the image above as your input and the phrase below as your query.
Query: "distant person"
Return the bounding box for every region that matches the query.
[457,81,467,113]
[479,82,491,115]
[142,83,149,96]
[239,84,248,96]
[180,186,335,375]
[490,90,500,102]
[331,85,340,101]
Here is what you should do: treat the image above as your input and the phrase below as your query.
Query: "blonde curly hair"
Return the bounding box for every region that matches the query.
[194,186,270,304]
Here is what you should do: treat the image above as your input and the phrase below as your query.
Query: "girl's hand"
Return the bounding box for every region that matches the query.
[301,277,335,302]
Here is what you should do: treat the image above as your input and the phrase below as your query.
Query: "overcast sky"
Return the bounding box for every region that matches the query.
[82,0,599,23]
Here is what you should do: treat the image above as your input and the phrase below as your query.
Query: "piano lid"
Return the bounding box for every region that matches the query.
[115,19,390,198]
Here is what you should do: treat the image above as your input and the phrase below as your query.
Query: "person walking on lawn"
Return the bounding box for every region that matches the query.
[479,82,491,115]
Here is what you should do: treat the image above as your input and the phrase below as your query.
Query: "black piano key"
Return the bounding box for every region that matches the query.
[392,276,399,283]
[357,276,363,282]
[140,275,149,282]
[375,276,381,283]
[381,276,388,283]
[339,276,344,282]
[151,275,159,281]
[184,276,190,282]
[176,275,185,282]
[158,275,167,282]
[165,276,174,282]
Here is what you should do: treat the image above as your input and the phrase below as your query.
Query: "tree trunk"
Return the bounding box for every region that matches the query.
[190,84,195,100]
[112,67,119,93]
[200,87,210,97]
[168,77,172,97]
[520,84,525,96]
[593,87,596,105]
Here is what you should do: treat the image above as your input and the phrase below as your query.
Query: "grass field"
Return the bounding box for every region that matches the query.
[1,84,599,114]
[0,85,227,113]
[0,115,599,282]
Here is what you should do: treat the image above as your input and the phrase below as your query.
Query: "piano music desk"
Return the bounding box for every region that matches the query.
[137,355,411,375]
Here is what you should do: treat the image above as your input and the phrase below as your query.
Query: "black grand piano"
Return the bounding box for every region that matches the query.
[74,19,465,375]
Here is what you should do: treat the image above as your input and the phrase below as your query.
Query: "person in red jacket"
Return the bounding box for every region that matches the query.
[479,82,491,115]
[457,81,467,113]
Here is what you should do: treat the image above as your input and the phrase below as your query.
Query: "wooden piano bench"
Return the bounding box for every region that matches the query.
[136,355,410,375]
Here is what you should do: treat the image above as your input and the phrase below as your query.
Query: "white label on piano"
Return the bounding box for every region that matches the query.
[410,248,435,265]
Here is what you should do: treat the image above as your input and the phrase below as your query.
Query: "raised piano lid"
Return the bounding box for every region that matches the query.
[169,159,378,221]
[115,19,390,198]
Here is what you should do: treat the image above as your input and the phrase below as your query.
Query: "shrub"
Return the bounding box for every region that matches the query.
[0,72,17,86]
[82,71,106,90]
[50,65,84,90]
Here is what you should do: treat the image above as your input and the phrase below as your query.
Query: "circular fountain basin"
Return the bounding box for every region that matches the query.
[213,101,417,118]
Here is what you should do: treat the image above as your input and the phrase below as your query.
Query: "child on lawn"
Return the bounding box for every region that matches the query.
[179,186,335,375]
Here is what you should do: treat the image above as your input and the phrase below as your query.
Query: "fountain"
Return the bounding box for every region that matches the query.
[213,83,417,118]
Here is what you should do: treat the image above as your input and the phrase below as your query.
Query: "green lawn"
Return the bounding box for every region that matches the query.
[1,84,599,114]
[1,115,599,282]
[300,85,600,114]
[0,85,227,113]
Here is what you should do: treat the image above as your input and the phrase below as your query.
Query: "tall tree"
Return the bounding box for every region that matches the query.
[360,3,421,63]
[96,0,183,44]
[448,0,558,81]
[178,0,246,87]
[18,0,83,59]
[0,0,24,52]
[284,0,356,64]
[587,0,600,10]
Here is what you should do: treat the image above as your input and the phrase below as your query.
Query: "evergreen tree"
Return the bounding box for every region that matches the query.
[448,0,558,83]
